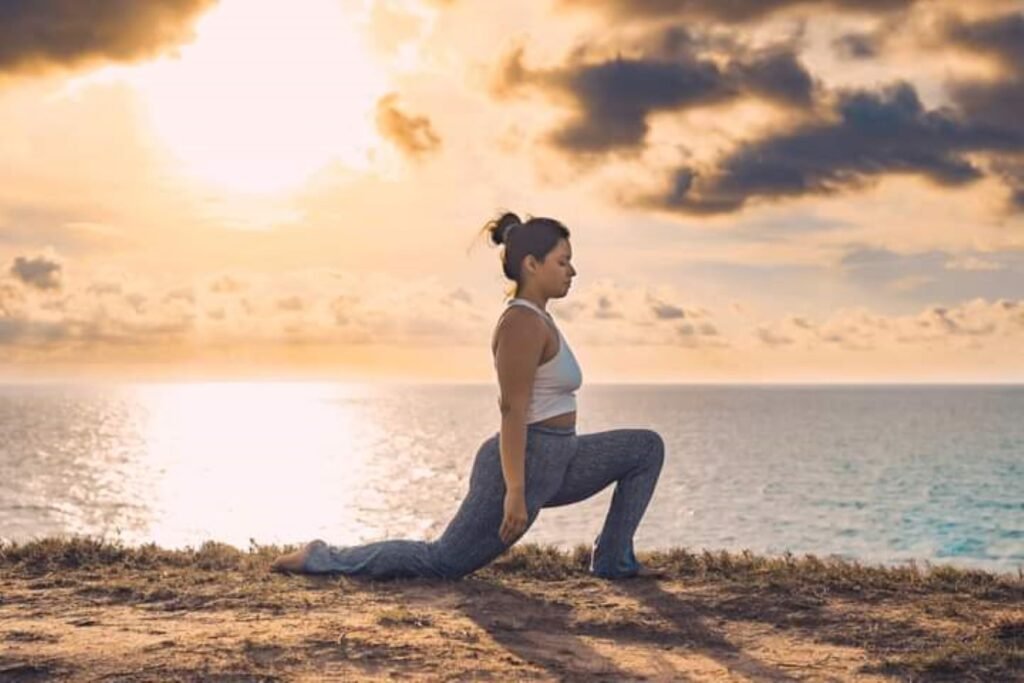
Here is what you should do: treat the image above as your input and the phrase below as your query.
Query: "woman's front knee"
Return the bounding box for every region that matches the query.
[645,429,665,468]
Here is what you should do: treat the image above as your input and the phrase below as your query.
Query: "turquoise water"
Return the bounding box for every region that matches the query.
[0,382,1021,576]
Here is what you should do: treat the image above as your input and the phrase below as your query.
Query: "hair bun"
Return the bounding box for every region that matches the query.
[489,211,521,246]
[499,221,518,244]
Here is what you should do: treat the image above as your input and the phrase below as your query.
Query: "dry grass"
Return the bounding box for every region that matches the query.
[3,535,1019,598]
[1,536,1021,681]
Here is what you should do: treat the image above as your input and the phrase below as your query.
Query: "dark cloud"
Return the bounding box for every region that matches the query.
[988,157,1024,211]
[639,82,1023,214]
[945,13,1023,132]
[946,11,1024,70]
[0,0,216,76]
[497,42,813,154]
[832,32,880,59]
[10,255,62,290]
[944,12,1024,209]
[375,93,442,159]
[556,0,916,24]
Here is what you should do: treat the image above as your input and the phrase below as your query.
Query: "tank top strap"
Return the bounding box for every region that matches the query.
[505,298,558,333]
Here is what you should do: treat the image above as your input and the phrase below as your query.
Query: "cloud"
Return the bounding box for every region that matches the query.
[945,10,1024,75]
[446,287,474,305]
[594,295,623,319]
[87,282,124,296]
[886,274,933,292]
[555,0,917,24]
[837,246,1023,303]
[831,32,881,60]
[0,204,131,252]
[756,326,795,347]
[494,39,814,155]
[651,302,686,319]
[754,299,1024,351]
[0,267,507,358]
[548,280,725,347]
[209,275,247,294]
[944,11,1024,210]
[375,93,442,159]
[276,295,305,312]
[0,281,26,316]
[9,254,62,290]
[944,255,1004,272]
[637,82,1023,214]
[0,0,216,76]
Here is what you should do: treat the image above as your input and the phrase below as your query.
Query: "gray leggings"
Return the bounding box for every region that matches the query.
[300,423,665,580]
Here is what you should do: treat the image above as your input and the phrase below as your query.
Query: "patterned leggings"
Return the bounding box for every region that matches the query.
[300,423,665,579]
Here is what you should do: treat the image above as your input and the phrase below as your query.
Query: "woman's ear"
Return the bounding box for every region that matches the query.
[524,254,537,275]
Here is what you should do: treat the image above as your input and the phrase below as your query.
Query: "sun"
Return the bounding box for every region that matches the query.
[131,0,389,195]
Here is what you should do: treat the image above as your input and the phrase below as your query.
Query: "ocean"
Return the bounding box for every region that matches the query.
[1,382,1021,576]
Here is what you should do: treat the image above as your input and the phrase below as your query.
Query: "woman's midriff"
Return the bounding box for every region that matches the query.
[532,411,576,429]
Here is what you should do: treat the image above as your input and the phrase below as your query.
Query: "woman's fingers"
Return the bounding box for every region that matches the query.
[499,520,516,544]
[500,515,527,544]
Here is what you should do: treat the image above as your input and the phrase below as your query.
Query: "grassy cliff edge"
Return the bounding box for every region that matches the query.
[1,537,1022,681]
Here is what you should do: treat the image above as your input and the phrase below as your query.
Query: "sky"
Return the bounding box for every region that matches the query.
[0,0,1022,383]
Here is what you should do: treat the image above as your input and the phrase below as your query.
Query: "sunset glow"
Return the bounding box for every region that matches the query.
[0,0,1022,382]
[135,0,386,194]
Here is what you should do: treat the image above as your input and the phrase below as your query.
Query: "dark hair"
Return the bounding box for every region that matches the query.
[481,211,570,298]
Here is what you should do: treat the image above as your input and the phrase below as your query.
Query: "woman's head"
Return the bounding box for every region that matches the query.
[483,211,575,300]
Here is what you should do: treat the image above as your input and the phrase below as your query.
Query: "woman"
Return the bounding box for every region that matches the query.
[271,211,665,580]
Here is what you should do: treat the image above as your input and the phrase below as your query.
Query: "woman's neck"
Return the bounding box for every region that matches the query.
[514,292,547,311]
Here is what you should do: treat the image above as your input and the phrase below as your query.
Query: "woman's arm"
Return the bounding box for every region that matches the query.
[494,309,546,544]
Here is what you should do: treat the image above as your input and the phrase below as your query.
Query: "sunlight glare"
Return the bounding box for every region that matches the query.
[134,0,388,195]
[138,381,382,548]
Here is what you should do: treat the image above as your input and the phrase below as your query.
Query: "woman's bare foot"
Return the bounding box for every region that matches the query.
[270,539,325,574]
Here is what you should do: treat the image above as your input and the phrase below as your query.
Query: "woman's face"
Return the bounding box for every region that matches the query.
[530,238,576,298]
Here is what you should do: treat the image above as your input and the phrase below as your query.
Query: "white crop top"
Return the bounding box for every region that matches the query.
[494,298,583,424]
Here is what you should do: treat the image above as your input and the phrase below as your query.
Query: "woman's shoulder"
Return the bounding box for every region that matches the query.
[495,305,546,334]
[492,305,550,350]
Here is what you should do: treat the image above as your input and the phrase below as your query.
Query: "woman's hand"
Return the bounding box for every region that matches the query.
[499,489,528,545]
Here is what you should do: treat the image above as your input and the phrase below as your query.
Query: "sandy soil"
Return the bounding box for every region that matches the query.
[1,543,1021,681]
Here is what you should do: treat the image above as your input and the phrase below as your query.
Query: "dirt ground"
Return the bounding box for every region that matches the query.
[1,541,1021,681]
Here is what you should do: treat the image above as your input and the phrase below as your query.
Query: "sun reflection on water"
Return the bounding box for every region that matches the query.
[134,381,382,548]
